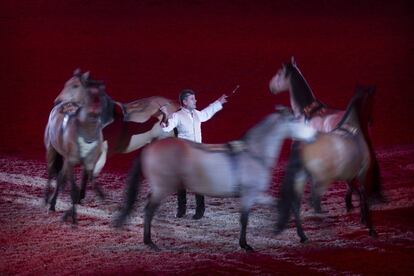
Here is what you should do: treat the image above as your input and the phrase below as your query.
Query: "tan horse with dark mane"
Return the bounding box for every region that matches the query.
[269,58,384,210]
[45,69,178,211]
[276,86,379,243]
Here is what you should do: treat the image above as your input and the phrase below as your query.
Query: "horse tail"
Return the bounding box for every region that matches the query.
[336,85,384,202]
[276,142,303,232]
[113,153,143,228]
[369,155,385,203]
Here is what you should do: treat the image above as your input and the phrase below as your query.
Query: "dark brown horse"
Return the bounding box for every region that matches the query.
[269,58,384,208]
[276,86,379,243]
[45,77,106,223]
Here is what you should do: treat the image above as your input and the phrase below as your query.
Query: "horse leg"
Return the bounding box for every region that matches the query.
[79,168,89,203]
[292,195,307,243]
[345,179,357,212]
[239,209,254,252]
[291,170,308,242]
[310,181,322,213]
[193,194,205,220]
[310,181,329,214]
[358,182,377,237]
[176,188,187,218]
[45,147,62,204]
[143,195,161,251]
[62,166,79,224]
[49,171,66,211]
[91,141,108,200]
[92,175,105,200]
[275,142,303,234]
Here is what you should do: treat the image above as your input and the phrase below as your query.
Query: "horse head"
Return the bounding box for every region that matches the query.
[54,69,91,106]
[269,62,291,95]
[242,108,316,167]
[269,57,319,117]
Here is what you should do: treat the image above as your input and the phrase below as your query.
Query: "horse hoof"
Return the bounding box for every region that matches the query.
[145,241,160,251]
[274,225,285,235]
[176,209,186,218]
[95,189,105,200]
[300,236,308,243]
[49,205,56,212]
[113,214,127,228]
[241,244,254,252]
[192,211,204,220]
[369,229,378,238]
[346,205,354,212]
[62,212,70,222]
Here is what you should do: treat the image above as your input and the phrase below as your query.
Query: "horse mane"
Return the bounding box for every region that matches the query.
[85,79,115,126]
[285,62,320,111]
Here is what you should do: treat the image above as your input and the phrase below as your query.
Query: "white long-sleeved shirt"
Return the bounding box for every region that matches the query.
[162,100,223,142]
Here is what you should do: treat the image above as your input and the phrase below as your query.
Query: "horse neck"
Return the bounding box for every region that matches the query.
[245,123,286,168]
[289,68,317,116]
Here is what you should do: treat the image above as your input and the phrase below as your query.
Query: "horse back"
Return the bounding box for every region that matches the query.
[301,132,369,182]
[307,109,345,133]
[122,96,178,123]
[142,138,237,197]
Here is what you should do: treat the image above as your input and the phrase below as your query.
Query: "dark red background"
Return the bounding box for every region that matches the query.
[1,0,413,162]
[1,2,414,274]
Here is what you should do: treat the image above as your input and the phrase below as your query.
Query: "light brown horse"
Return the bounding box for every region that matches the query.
[46,69,178,206]
[269,58,383,208]
[276,86,378,243]
[114,108,317,251]
[45,77,106,223]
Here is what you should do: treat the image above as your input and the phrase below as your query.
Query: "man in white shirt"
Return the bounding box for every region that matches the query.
[160,89,228,219]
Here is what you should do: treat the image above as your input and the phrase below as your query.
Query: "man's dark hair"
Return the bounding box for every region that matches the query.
[179,89,195,105]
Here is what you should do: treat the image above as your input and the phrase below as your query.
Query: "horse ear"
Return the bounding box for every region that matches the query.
[291,56,296,66]
[73,68,81,77]
[82,71,90,81]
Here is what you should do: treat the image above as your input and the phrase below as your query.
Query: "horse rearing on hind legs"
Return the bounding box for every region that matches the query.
[269,57,384,208]
[114,108,317,251]
[44,74,107,223]
[276,86,379,243]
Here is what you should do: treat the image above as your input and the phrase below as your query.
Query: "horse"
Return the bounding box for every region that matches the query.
[275,86,378,243]
[113,108,317,251]
[44,78,106,223]
[46,69,178,206]
[268,57,384,207]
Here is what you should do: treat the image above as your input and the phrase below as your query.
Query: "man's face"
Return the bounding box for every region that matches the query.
[183,94,197,110]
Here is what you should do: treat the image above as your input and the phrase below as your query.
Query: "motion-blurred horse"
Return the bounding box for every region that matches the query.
[276,86,378,243]
[46,69,178,205]
[269,57,383,207]
[45,78,106,223]
[114,108,317,251]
